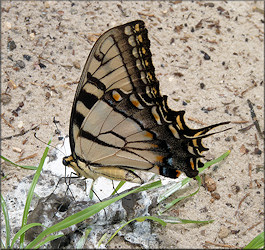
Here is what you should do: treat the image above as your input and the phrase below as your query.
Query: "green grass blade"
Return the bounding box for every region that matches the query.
[107,214,213,246]
[243,232,264,249]
[158,175,201,214]
[1,194,11,248]
[106,215,166,245]
[11,223,43,248]
[76,227,92,249]
[97,232,108,247]
[111,181,126,196]
[89,181,94,200]
[19,139,52,247]
[135,215,167,226]
[157,177,190,203]
[158,215,214,224]
[1,240,5,249]
[0,155,38,170]
[33,234,64,249]
[25,180,162,249]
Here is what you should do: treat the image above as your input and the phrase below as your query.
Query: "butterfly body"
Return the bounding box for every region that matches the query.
[63,20,229,183]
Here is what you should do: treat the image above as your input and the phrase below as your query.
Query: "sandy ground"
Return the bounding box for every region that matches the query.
[1,1,264,249]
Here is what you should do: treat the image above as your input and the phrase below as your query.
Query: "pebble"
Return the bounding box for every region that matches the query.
[29,33,35,40]
[18,121,24,129]
[15,60,25,69]
[39,63,46,68]
[231,184,240,194]
[211,192,220,200]
[44,1,50,8]
[13,147,22,153]
[4,21,12,31]
[200,82,205,89]
[23,54,31,61]
[73,61,81,69]
[7,40,16,51]
[201,50,211,60]
[218,226,230,239]
[1,93,11,105]
[204,175,216,192]
[204,2,215,7]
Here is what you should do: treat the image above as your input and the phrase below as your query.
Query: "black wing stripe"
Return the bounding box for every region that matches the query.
[87,73,106,91]
[78,90,98,110]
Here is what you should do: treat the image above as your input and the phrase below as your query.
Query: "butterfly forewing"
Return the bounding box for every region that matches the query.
[64,20,229,183]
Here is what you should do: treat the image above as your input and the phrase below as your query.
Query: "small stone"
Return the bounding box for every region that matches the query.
[39,63,46,69]
[200,230,206,236]
[73,61,81,69]
[4,21,12,30]
[29,33,35,40]
[211,192,220,200]
[231,184,240,194]
[13,147,22,153]
[15,60,25,69]
[1,93,11,105]
[254,148,262,155]
[7,40,16,51]
[7,80,17,89]
[44,1,50,8]
[23,54,31,61]
[203,52,210,60]
[204,175,216,192]
[204,2,214,7]
[225,136,231,141]
[200,50,211,60]
[45,92,51,99]
[218,226,230,239]
[200,82,205,89]
[18,121,24,129]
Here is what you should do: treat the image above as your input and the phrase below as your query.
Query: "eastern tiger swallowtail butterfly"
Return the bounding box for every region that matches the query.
[63,20,229,184]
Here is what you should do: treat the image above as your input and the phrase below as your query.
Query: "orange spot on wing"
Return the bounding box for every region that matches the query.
[175,170,181,177]
[113,92,121,101]
[131,100,140,107]
[190,158,195,170]
[156,155,164,162]
[138,35,143,43]
[145,131,153,139]
[153,113,160,121]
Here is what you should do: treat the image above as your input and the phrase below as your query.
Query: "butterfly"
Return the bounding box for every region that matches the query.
[63,20,229,184]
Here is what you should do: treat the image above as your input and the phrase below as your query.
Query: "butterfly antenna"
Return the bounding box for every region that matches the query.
[45,176,65,202]
[90,187,107,219]
[34,132,65,155]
